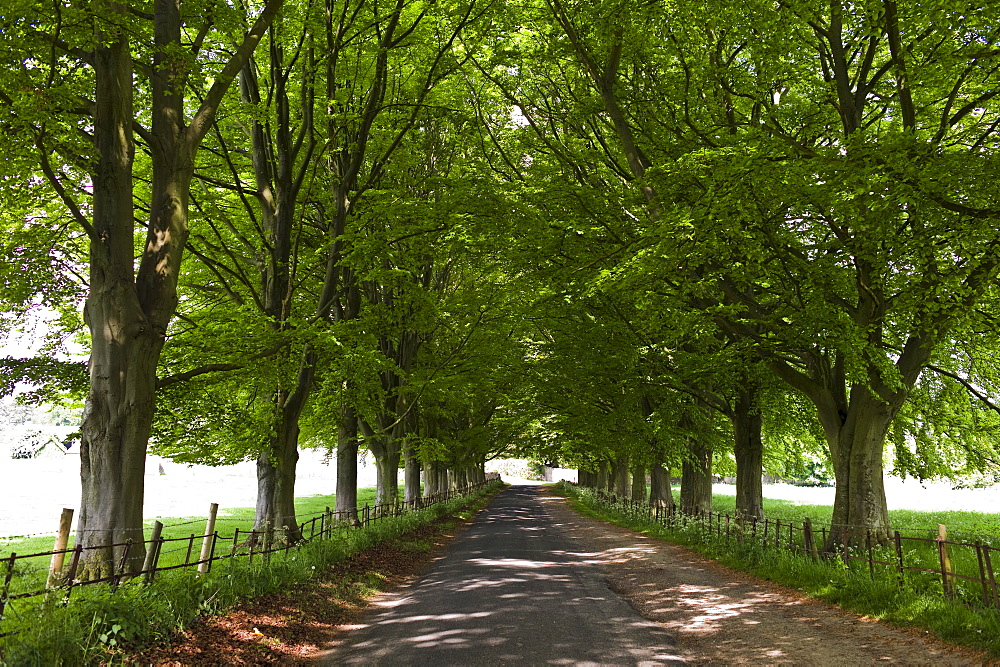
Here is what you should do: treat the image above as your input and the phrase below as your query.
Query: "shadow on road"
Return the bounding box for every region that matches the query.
[318,485,683,665]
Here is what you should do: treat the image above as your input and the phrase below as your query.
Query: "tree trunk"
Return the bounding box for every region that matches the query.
[374,446,401,506]
[336,405,359,521]
[436,462,449,494]
[76,19,149,579]
[821,390,895,547]
[453,465,469,490]
[595,460,609,491]
[610,455,629,497]
[73,0,281,579]
[680,440,712,514]
[360,419,402,506]
[733,385,764,520]
[423,460,444,497]
[649,464,674,510]
[631,460,647,503]
[253,366,308,546]
[403,444,421,503]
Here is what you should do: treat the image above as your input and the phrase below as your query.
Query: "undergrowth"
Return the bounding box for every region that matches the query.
[557,482,1000,659]
[0,481,504,665]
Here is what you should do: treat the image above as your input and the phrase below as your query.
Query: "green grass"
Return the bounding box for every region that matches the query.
[700,488,1000,606]
[0,481,505,665]
[563,483,1000,659]
[705,490,1000,545]
[0,485,397,603]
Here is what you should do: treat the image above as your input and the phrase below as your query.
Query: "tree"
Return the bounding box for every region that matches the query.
[0,0,282,575]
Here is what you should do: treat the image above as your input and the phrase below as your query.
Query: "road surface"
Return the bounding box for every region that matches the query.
[319,485,683,665]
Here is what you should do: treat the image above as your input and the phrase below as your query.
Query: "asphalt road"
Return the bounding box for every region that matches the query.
[320,485,682,665]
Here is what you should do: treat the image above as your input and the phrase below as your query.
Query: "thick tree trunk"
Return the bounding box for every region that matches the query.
[360,419,402,506]
[822,391,894,547]
[595,460,610,491]
[610,455,629,497]
[435,462,449,494]
[76,22,149,579]
[374,446,401,506]
[732,386,764,520]
[254,352,315,542]
[253,434,299,543]
[649,464,674,510]
[631,460,647,503]
[423,460,444,497]
[403,444,421,503]
[336,405,359,521]
[453,465,469,490]
[74,0,280,580]
[680,440,712,514]
[77,329,157,578]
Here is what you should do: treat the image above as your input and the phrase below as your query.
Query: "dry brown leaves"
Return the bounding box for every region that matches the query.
[127,519,466,665]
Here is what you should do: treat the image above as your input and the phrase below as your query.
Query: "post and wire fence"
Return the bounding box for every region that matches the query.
[0,473,502,629]
[573,484,1000,611]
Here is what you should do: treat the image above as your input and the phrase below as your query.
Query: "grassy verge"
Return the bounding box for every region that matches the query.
[0,485,390,559]
[0,481,505,665]
[705,489,1000,545]
[557,483,1000,659]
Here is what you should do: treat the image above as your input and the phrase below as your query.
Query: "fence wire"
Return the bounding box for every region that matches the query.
[0,474,501,630]
[575,484,1000,612]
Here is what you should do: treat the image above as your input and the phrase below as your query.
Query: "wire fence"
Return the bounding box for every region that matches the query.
[576,485,1000,611]
[0,473,502,628]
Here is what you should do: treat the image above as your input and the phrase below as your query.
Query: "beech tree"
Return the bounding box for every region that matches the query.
[0,0,281,574]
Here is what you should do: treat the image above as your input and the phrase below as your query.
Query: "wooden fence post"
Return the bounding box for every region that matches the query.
[804,518,818,561]
[894,530,905,586]
[983,547,998,607]
[113,539,132,586]
[65,544,82,599]
[865,530,875,580]
[46,508,75,589]
[142,521,164,583]
[938,524,954,597]
[0,553,16,620]
[206,531,219,573]
[198,503,219,574]
[975,543,991,607]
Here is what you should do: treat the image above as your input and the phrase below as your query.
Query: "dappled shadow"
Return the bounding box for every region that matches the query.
[542,496,975,665]
[319,485,684,665]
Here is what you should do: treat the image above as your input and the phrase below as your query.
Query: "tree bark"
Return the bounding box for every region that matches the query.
[74,0,281,579]
[732,385,764,520]
[372,442,401,506]
[649,464,674,510]
[821,389,895,547]
[610,454,629,497]
[336,405,359,521]
[423,460,445,497]
[403,443,421,503]
[595,459,609,491]
[253,384,305,543]
[76,15,148,578]
[680,440,712,514]
[631,460,647,503]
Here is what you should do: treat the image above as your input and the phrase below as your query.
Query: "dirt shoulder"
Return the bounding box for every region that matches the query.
[538,487,989,665]
[129,485,990,665]
[129,510,484,664]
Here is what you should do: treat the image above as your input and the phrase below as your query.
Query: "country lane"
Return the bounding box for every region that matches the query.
[316,484,684,665]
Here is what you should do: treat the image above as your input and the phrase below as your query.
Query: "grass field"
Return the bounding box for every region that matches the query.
[0,485,396,600]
